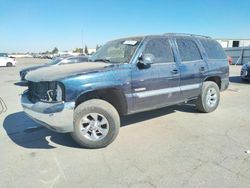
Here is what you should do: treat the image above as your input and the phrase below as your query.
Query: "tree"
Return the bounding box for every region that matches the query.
[84,45,88,54]
[52,47,58,54]
[73,48,83,53]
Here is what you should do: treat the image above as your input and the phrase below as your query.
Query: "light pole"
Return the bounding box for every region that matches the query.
[81,29,84,54]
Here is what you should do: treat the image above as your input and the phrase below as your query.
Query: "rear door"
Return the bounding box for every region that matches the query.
[174,37,205,100]
[131,37,180,112]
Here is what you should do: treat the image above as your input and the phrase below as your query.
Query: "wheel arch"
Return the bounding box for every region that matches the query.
[75,87,128,115]
[6,62,13,67]
[204,76,221,90]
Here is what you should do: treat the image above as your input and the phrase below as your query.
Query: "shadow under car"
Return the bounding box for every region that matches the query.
[229,76,250,84]
[3,103,198,149]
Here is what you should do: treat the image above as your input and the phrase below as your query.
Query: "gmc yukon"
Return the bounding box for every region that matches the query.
[21,33,229,148]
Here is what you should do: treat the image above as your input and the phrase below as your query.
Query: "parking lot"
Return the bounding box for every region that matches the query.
[0,58,250,187]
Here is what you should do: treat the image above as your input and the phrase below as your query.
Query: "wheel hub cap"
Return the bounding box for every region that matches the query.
[79,113,109,141]
[206,88,217,108]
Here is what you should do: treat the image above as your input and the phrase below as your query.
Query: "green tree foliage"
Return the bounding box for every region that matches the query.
[51,47,58,54]
[84,45,88,54]
[73,48,83,53]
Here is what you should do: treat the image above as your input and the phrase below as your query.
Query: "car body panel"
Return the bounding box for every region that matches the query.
[26,62,108,82]
[60,63,133,113]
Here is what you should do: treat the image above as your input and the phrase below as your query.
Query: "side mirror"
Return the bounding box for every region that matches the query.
[137,53,155,69]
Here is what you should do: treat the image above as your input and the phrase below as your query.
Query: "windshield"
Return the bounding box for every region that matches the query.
[90,37,142,64]
[46,58,63,65]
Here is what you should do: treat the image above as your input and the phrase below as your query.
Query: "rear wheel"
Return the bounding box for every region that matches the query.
[6,62,13,67]
[196,81,220,113]
[71,99,120,149]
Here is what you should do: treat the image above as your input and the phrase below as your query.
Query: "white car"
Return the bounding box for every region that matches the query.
[0,53,16,67]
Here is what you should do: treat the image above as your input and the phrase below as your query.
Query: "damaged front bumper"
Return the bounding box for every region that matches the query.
[21,92,74,133]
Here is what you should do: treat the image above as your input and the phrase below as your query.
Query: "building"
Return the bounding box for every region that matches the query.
[223,47,250,65]
[87,48,96,54]
[217,39,250,48]
[215,39,250,65]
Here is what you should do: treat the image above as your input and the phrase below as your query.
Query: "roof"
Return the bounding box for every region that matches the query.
[164,33,211,38]
[111,33,212,42]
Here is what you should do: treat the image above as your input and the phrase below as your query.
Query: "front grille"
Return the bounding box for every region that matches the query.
[28,81,58,103]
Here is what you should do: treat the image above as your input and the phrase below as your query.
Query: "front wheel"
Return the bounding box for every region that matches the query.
[71,99,120,149]
[196,81,220,113]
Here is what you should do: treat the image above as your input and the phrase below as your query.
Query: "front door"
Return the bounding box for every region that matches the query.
[131,37,180,113]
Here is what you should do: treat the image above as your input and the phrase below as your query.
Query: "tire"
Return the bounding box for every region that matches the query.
[71,99,120,149]
[6,62,13,67]
[196,81,220,113]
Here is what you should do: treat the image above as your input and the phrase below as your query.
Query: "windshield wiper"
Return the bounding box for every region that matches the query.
[93,58,111,63]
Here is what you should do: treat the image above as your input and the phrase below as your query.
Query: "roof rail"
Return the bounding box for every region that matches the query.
[164,33,211,39]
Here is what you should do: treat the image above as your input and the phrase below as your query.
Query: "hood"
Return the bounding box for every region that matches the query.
[25,62,111,82]
[20,64,49,73]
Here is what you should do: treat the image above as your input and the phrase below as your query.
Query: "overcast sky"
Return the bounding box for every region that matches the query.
[1,0,250,53]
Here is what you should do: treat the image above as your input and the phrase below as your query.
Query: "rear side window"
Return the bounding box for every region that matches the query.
[176,39,202,61]
[143,38,174,63]
[199,39,227,59]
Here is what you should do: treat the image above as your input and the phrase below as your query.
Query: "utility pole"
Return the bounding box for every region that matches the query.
[81,29,84,54]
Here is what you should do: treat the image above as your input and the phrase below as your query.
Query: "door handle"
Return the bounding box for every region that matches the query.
[200,67,205,72]
[171,69,178,74]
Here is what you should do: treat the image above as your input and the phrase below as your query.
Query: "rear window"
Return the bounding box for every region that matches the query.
[199,39,227,59]
[176,39,202,61]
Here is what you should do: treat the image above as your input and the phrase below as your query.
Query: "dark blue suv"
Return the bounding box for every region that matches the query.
[21,33,229,148]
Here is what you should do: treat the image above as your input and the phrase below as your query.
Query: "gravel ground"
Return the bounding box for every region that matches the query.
[0,58,250,188]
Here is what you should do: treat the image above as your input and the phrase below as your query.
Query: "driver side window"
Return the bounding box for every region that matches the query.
[143,38,174,63]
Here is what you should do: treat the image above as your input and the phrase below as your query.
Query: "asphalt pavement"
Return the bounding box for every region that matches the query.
[1,58,250,188]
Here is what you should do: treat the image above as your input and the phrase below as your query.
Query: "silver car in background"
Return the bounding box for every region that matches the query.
[20,55,88,81]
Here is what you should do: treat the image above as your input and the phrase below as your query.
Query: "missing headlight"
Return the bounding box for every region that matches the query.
[28,81,64,103]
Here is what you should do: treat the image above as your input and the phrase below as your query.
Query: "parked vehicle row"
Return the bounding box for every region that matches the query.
[20,33,229,149]
[33,54,54,59]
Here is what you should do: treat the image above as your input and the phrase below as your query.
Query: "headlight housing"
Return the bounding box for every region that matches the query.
[27,81,65,103]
